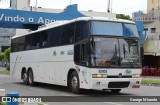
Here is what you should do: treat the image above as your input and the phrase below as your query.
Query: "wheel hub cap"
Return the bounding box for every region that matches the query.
[71,76,78,88]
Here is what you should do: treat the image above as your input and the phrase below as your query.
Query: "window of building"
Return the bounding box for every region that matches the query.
[151,28,156,33]
[144,28,148,31]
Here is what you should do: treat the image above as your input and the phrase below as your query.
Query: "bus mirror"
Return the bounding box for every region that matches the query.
[141,47,144,59]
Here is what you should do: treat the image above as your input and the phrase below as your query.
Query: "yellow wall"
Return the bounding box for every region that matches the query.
[147,0,160,10]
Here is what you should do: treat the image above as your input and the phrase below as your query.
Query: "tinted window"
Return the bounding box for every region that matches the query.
[48,27,62,46]
[75,21,89,42]
[74,44,80,64]
[61,23,75,45]
[31,32,41,49]
[18,37,25,51]
[41,30,49,47]
[74,41,89,66]
[25,34,32,50]
[91,21,138,37]
[11,38,18,52]
[11,36,25,52]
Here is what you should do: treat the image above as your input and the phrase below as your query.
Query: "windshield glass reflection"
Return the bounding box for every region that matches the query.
[90,37,140,68]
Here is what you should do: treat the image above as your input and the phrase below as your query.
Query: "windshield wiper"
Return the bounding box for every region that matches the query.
[110,44,120,65]
[123,44,133,67]
[124,50,133,67]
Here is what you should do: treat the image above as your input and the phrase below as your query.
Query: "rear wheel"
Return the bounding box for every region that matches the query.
[22,72,28,85]
[70,71,80,94]
[28,70,34,86]
[110,89,121,93]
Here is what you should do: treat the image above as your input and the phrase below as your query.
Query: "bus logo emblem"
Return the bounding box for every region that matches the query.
[125,69,132,75]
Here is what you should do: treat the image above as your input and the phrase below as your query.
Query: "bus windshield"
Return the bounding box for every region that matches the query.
[90,37,140,68]
[91,21,138,37]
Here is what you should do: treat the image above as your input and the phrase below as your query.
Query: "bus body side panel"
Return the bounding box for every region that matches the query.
[10,45,76,86]
[77,66,90,89]
[10,53,24,79]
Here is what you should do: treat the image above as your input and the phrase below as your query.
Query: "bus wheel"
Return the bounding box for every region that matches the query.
[28,70,34,86]
[23,72,29,85]
[110,89,121,93]
[70,71,80,94]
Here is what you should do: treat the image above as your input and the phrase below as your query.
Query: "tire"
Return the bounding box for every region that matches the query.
[22,72,29,85]
[110,89,121,93]
[28,70,34,86]
[70,71,80,94]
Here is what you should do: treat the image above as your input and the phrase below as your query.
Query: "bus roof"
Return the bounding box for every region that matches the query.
[12,17,135,39]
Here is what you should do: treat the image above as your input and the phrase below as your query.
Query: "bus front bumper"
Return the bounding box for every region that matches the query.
[90,78,141,90]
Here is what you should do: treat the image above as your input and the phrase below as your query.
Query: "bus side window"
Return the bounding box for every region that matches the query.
[61,23,75,45]
[26,44,31,50]
[42,41,47,47]
[75,21,89,42]
[81,42,89,66]
[25,35,32,50]
[41,31,48,48]
[74,42,89,66]
[74,44,80,64]
[37,43,40,48]
[31,32,41,49]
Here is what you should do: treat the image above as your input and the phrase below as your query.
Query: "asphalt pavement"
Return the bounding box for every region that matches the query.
[0,74,160,105]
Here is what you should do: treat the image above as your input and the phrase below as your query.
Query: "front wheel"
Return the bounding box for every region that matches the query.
[70,71,80,94]
[110,89,121,93]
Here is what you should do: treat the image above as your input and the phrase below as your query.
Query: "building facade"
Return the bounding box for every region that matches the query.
[147,0,160,10]
[133,0,160,40]
[133,0,160,76]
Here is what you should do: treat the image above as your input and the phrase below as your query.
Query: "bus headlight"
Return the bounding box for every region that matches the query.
[92,74,107,78]
[132,74,141,78]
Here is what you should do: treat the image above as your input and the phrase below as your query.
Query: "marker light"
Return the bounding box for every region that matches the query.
[132,74,141,78]
[92,74,107,78]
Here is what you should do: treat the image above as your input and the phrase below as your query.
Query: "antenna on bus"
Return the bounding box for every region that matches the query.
[107,0,110,13]
[107,0,112,13]
[111,0,113,13]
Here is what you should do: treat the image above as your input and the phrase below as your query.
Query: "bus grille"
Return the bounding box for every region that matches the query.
[107,76,132,78]
[108,82,130,88]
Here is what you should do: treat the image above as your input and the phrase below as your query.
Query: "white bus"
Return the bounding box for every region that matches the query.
[10,17,141,94]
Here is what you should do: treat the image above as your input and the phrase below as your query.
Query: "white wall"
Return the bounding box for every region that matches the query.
[144,21,160,40]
